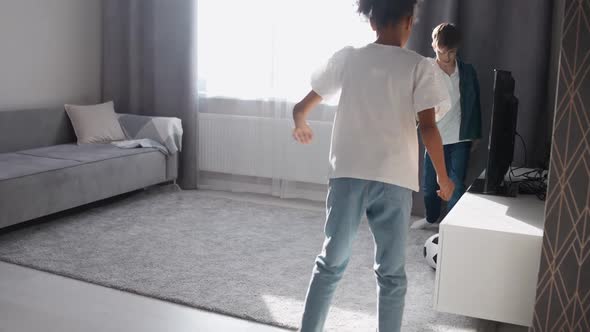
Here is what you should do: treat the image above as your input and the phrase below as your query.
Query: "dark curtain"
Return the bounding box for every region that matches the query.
[102,0,198,189]
[408,0,555,215]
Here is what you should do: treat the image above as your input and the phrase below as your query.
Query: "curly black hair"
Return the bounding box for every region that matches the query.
[357,0,418,29]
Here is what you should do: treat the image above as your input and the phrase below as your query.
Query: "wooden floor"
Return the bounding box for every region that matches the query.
[0,262,286,332]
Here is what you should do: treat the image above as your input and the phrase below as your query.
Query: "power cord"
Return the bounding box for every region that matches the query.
[507,132,547,201]
[515,132,527,165]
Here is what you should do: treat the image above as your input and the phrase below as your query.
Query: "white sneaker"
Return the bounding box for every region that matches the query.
[410,218,439,230]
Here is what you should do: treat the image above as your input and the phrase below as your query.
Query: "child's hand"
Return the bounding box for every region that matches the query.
[437,176,455,201]
[291,91,322,144]
[293,123,314,144]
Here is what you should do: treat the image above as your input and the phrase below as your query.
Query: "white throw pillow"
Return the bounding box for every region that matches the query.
[64,101,126,144]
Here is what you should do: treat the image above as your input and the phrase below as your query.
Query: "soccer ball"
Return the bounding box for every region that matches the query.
[423,234,439,269]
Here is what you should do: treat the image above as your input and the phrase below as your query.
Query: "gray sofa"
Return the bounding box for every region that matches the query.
[0,108,178,229]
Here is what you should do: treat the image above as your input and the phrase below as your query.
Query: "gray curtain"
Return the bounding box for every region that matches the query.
[408,0,555,215]
[102,0,198,189]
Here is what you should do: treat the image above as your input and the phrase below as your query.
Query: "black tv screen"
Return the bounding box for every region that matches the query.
[471,69,519,195]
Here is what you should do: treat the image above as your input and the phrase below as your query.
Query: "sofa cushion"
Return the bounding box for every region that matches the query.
[64,101,126,144]
[0,153,81,181]
[17,144,160,163]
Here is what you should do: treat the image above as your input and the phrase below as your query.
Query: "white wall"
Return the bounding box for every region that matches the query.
[0,0,102,111]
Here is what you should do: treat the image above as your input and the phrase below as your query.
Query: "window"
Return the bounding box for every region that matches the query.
[197,0,374,103]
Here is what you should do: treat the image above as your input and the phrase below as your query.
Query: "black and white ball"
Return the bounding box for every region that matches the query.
[423,234,439,269]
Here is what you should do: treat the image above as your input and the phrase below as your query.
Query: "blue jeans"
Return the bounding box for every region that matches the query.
[423,141,471,223]
[300,178,413,332]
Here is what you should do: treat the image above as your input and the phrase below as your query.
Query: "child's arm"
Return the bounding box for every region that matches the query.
[292,90,323,144]
[418,108,455,201]
[295,47,351,144]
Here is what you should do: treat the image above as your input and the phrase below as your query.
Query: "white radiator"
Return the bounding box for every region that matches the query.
[198,113,332,184]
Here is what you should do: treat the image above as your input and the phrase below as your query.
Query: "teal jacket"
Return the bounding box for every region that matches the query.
[457,59,482,141]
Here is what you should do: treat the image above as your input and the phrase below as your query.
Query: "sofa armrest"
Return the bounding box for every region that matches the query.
[116,113,183,154]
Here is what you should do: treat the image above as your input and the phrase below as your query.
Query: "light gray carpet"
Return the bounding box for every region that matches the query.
[0,185,482,331]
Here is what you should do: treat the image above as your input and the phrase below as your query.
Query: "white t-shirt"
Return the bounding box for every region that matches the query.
[430,58,471,145]
[311,44,449,191]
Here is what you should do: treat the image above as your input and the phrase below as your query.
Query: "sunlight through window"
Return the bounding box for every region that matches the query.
[197,0,374,103]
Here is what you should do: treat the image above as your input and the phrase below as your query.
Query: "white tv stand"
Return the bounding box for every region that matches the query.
[433,189,546,326]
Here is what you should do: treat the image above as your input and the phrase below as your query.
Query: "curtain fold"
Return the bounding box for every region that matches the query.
[102,0,198,189]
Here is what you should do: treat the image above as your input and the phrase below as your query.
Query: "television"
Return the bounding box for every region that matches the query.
[469,69,519,195]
